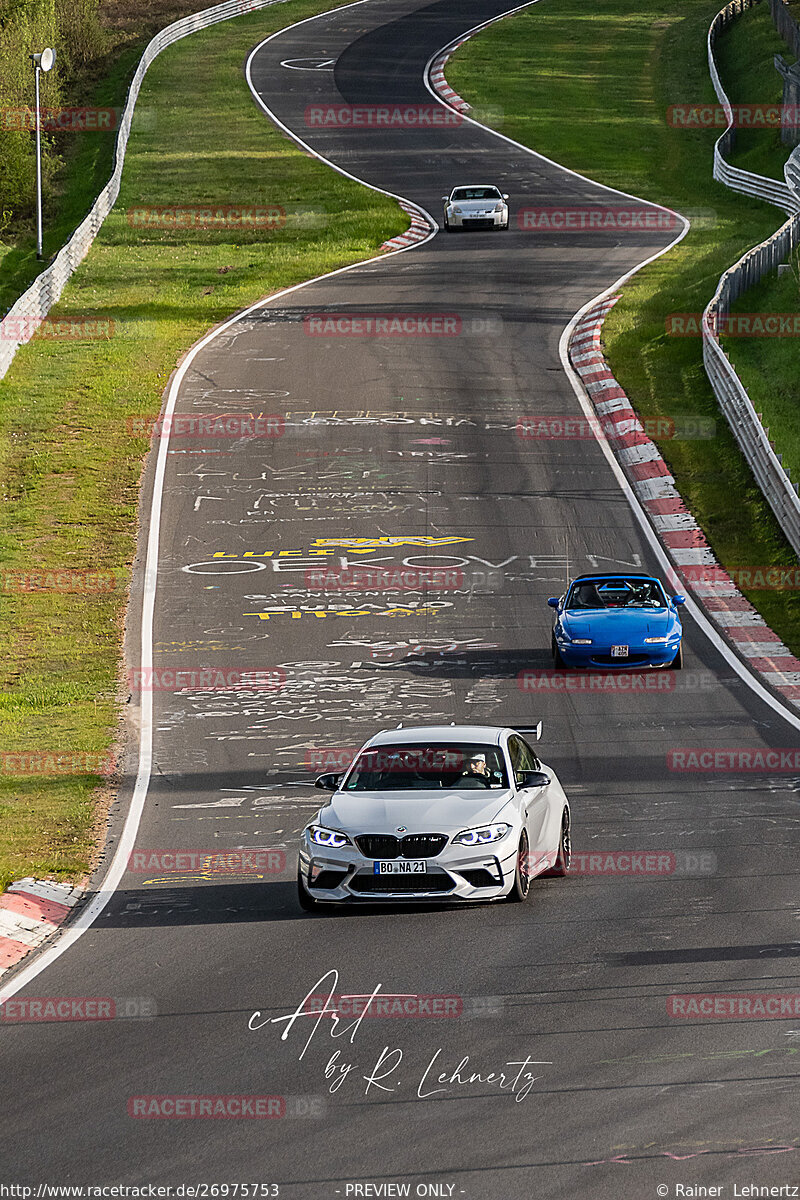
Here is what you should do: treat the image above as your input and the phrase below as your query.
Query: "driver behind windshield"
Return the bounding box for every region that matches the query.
[567,579,664,609]
[456,753,500,789]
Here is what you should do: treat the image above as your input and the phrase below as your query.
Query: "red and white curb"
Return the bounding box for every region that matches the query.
[0,879,84,975]
[428,41,472,114]
[570,298,800,707]
[379,199,435,252]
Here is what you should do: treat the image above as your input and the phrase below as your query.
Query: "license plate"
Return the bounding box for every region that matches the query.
[611,645,629,657]
[374,860,426,875]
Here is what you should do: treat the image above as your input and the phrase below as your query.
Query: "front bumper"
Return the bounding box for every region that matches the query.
[556,638,681,669]
[298,832,519,903]
[446,211,506,229]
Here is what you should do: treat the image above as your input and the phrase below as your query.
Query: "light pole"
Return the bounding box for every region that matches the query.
[30,47,55,261]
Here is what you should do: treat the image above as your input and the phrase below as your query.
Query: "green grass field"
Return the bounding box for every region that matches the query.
[448,0,800,649]
[0,0,406,891]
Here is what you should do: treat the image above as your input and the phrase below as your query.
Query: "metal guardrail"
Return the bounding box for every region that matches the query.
[703,219,800,552]
[786,141,800,192]
[708,0,800,212]
[769,0,800,58]
[703,0,800,556]
[0,0,286,381]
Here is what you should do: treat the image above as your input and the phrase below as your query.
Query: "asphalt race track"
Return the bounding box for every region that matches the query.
[3,0,800,1195]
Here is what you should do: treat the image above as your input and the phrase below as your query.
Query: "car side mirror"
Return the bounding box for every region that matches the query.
[502,193,509,200]
[314,772,342,791]
[672,594,686,606]
[517,770,550,789]
[441,196,448,203]
[547,597,560,608]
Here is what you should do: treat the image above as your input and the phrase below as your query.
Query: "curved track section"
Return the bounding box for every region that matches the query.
[2,1,799,1196]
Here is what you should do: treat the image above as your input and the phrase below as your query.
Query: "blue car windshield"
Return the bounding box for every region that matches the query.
[342,743,508,791]
[566,579,666,610]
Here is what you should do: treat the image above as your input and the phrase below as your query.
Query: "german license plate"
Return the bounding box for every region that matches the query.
[611,645,629,657]
[374,860,426,875]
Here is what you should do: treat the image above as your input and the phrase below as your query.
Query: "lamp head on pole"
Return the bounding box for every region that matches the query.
[31,48,56,72]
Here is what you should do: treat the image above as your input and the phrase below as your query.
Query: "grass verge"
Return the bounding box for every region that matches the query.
[0,0,407,891]
[0,0,301,313]
[447,0,800,647]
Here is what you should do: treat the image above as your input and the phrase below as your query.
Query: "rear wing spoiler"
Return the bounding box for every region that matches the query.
[513,723,542,742]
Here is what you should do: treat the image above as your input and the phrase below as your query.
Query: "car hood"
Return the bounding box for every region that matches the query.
[562,608,672,637]
[319,788,514,834]
[449,198,502,212]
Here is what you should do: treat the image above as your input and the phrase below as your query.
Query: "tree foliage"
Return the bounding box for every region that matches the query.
[0,0,105,226]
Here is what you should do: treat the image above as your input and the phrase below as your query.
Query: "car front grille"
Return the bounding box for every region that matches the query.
[355,833,448,859]
[349,873,455,894]
[463,217,495,228]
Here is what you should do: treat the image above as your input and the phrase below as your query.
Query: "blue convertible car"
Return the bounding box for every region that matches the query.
[548,573,685,670]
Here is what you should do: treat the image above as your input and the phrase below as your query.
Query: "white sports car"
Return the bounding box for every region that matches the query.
[442,185,509,231]
[297,723,571,909]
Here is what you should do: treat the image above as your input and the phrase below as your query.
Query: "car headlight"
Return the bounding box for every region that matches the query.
[494,204,505,212]
[308,826,351,848]
[452,823,511,846]
[453,206,462,214]
[571,638,592,645]
[644,636,669,644]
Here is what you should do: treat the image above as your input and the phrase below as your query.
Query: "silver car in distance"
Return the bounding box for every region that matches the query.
[297,723,571,910]
[442,185,510,231]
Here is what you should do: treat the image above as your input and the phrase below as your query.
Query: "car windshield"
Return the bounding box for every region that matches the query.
[343,743,508,791]
[451,187,501,201]
[566,578,666,610]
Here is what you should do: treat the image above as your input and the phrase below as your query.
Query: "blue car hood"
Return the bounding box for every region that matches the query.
[562,608,672,638]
